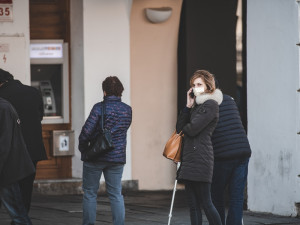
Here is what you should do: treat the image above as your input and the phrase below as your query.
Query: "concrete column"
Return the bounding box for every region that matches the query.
[70,0,84,178]
[247,0,300,216]
[75,0,132,180]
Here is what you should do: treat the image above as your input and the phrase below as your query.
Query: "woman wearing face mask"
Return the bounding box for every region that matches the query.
[176,70,223,225]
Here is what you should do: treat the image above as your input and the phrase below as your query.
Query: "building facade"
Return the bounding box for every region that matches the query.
[1,0,300,217]
[0,0,183,191]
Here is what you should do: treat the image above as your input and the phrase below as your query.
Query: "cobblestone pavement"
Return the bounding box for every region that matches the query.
[1,191,300,225]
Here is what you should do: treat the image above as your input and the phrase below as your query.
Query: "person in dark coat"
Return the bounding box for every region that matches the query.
[0,97,35,225]
[79,76,132,225]
[0,68,47,214]
[176,70,223,225]
[210,92,251,225]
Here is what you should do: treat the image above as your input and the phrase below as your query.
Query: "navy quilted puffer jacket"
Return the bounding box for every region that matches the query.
[211,94,251,161]
[78,96,132,164]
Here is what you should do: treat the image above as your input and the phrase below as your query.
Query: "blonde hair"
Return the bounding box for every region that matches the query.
[190,70,216,93]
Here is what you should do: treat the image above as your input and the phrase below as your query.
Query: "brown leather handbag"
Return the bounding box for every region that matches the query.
[163,131,184,163]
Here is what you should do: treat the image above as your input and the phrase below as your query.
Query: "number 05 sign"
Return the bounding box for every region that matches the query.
[0,4,13,22]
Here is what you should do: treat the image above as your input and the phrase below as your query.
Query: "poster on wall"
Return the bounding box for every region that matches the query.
[0,0,13,22]
[0,37,30,85]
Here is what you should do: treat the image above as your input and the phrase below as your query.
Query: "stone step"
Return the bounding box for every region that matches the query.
[33,179,138,195]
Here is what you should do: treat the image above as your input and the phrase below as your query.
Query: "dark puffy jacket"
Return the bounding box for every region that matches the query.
[79,96,132,164]
[211,94,251,161]
[0,98,35,188]
[0,80,47,161]
[176,90,222,183]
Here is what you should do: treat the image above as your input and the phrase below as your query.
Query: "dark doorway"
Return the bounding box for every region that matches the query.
[177,0,249,208]
[177,0,247,129]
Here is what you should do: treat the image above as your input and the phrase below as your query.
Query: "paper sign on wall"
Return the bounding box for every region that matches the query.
[0,43,9,52]
[0,0,13,22]
[59,136,69,151]
[0,37,29,85]
[53,130,74,156]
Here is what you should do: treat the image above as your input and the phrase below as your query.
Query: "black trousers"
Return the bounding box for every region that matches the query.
[19,161,37,213]
[185,181,222,225]
[10,161,37,225]
[1,182,32,225]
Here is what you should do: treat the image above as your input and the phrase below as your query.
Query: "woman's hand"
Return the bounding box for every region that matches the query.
[186,88,195,108]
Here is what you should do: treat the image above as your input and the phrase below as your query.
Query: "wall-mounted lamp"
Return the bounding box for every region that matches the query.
[145,7,172,24]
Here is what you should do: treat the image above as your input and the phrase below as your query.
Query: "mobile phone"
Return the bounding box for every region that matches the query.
[189,91,194,98]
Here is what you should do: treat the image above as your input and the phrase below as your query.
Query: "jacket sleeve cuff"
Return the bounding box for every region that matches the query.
[182,106,191,113]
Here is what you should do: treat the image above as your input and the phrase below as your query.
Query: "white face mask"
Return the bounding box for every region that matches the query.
[193,87,205,96]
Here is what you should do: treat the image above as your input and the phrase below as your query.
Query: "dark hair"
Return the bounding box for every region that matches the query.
[0,68,14,83]
[102,76,124,97]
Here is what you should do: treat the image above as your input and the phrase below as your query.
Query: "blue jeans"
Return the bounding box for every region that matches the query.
[211,158,249,225]
[185,181,222,225]
[82,162,125,225]
[0,182,32,225]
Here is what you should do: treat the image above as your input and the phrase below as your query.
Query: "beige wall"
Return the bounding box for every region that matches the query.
[0,0,30,85]
[130,0,183,190]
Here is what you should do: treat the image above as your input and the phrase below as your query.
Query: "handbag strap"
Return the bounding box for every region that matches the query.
[178,131,184,136]
[101,102,106,132]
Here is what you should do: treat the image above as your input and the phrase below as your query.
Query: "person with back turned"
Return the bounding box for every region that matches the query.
[0,68,47,218]
[210,79,252,225]
[79,76,132,225]
[0,97,35,225]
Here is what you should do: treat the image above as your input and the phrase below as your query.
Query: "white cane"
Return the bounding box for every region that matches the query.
[168,162,181,225]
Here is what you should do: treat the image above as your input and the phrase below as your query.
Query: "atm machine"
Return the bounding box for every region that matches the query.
[31,79,57,116]
[30,40,69,124]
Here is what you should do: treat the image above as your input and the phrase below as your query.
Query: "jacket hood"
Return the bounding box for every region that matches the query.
[195,89,223,105]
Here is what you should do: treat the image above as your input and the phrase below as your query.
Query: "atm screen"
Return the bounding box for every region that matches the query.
[31,64,62,117]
